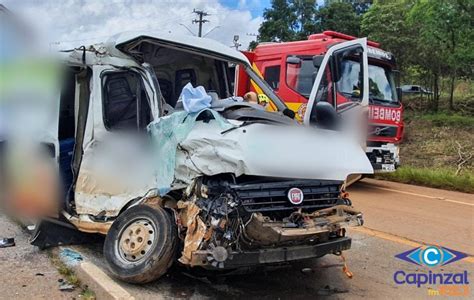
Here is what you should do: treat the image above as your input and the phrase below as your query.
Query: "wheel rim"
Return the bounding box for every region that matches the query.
[117,218,156,262]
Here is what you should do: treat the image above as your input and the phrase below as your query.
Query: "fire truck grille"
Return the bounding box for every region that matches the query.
[369,125,398,138]
[231,180,342,214]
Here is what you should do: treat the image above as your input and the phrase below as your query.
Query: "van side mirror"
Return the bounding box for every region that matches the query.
[313,55,324,67]
[286,56,301,65]
[310,101,339,130]
[283,108,296,119]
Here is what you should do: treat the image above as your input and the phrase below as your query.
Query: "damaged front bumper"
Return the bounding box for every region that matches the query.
[178,195,363,269]
[242,205,363,247]
[191,236,352,269]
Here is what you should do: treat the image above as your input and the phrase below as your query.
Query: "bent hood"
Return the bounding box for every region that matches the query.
[174,120,373,184]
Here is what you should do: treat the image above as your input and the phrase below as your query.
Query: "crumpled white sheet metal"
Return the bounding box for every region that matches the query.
[75,111,372,216]
[148,109,232,195]
[175,120,373,184]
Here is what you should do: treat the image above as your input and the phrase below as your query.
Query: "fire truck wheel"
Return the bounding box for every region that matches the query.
[104,204,177,283]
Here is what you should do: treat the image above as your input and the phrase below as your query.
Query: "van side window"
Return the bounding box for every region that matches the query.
[264,65,280,90]
[103,72,151,130]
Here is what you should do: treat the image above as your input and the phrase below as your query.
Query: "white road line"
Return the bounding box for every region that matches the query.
[444,199,474,206]
[367,186,474,207]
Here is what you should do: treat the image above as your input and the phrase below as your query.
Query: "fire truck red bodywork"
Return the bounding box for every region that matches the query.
[237,31,404,171]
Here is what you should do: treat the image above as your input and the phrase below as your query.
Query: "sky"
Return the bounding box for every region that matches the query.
[3,0,326,50]
[2,0,272,50]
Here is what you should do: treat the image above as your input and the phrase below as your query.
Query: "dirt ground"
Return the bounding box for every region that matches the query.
[0,214,80,300]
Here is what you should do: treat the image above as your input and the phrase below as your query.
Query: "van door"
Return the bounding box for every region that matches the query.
[303,38,369,132]
[74,65,158,217]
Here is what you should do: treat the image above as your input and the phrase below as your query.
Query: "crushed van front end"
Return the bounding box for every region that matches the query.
[175,176,363,269]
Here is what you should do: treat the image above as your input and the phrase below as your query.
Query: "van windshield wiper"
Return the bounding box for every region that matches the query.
[221,121,253,134]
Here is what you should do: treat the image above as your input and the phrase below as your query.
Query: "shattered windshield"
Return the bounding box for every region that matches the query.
[337,60,398,104]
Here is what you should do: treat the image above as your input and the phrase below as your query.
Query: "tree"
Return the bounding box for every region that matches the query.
[293,0,319,40]
[257,0,297,43]
[408,0,473,111]
[256,0,363,46]
[361,1,415,72]
[363,0,473,112]
[351,0,373,15]
[248,40,259,51]
[318,1,361,36]
[254,0,318,46]
[325,0,373,15]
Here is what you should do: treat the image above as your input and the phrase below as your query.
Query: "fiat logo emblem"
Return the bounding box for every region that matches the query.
[287,188,304,205]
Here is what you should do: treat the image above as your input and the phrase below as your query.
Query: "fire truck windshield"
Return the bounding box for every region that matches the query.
[337,60,398,104]
[286,57,398,105]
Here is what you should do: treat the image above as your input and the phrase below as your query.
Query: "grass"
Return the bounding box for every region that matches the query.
[375,166,474,194]
[80,288,96,300]
[48,250,81,286]
[47,250,96,299]
[392,110,474,192]
[417,113,474,128]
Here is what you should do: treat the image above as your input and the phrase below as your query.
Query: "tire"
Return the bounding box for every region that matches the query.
[104,204,177,283]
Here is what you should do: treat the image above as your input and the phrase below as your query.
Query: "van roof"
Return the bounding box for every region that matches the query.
[107,31,250,65]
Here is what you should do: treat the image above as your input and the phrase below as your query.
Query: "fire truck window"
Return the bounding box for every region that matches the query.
[337,61,398,104]
[286,58,318,98]
[336,60,362,101]
[264,65,280,90]
[314,64,333,105]
[367,65,398,103]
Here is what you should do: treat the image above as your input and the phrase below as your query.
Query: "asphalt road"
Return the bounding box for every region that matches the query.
[349,178,474,254]
[73,178,474,299]
[0,215,80,300]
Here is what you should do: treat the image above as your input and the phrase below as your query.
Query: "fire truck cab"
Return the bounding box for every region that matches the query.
[238,31,404,173]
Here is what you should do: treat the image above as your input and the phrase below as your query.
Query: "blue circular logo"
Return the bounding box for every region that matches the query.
[421,246,442,267]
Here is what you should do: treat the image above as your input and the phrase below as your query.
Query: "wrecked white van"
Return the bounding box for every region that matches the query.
[25,32,373,283]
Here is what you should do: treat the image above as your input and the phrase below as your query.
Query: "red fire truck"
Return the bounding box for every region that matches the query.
[236,31,404,173]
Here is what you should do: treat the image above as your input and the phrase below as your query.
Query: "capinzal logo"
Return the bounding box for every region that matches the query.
[393,246,470,291]
[395,246,467,267]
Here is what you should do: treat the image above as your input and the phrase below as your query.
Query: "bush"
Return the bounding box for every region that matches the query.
[376,167,474,194]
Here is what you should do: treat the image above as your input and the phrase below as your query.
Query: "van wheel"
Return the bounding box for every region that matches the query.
[104,204,177,283]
